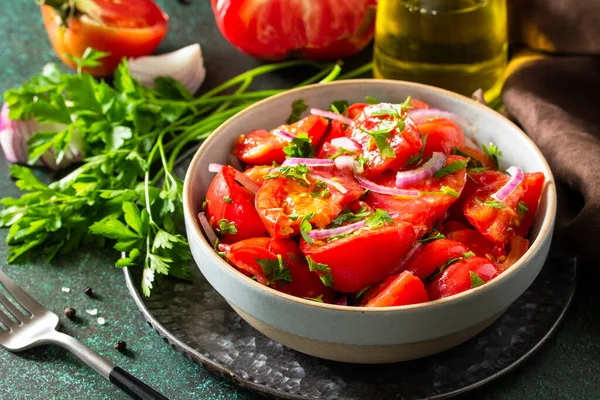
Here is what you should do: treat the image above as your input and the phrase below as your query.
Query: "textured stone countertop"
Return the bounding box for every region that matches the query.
[1,1,599,399]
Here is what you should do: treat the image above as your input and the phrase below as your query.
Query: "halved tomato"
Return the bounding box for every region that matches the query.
[427,256,499,300]
[347,103,423,178]
[255,166,364,238]
[300,221,419,292]
[464,172,545,243]
[446,169,506,224]
[360,271,428,307]
[205,166,267,243]
[403,239,468,279]
[364,155,468,230]
[234,115,328,165]
[418,118,466,158]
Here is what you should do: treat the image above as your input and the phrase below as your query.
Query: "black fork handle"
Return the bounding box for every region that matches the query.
[109,367,169,400]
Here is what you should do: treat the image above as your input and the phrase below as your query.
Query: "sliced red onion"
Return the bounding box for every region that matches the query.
[390,242,423,275]
[310,108,353,125]
[307,220,367,240]
[395,152,446,188]
[129,44,206,94]
[197,212,218,246]
[355,175,419,197]
[310,174,348,194]
[330,137,360,152]
[208,163,224,173]
[408,108,473,133]
[334,155,355,170]
[491,166,524,201]
[282,158,334,167]
[207,163,259,193]
[273,129,295,141]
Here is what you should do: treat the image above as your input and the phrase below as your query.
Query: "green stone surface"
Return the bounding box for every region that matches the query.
[0,1,599,399]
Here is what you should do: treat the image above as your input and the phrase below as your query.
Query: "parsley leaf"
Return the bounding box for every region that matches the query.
[405,133,428,167]
[355,285,372,300]
[482,143,503,170]
[440,186,460,197]
[304,294,324,303]
[470,271,486,288]
[223,196,232,203]
[478,199,505,209]
[310,180,331,199]
[361,122,396,159]
[300,214,315,244]
[463,251,475,259]
[287,99,308,124]
[330,100,349,115]
[365,209,394,229]
[365,96,380,104]
[328,206,372,228]
[434,160,468,179]
[355,156,368,173]
[265,164,311,187]
[517,201,529,215]
[283,132,315,158]
[256,255,292,286]
[217,219,238,235]
[327,147,356,159]
[65,48,110,74]
[419,230,445,244]
[306,256,333,288]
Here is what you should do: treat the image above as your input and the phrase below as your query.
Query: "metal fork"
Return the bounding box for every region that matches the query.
[0,270,168,400]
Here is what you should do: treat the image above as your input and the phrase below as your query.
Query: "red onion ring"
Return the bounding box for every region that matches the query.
[491,166,524,201]
[273,129,295,141]
[395,152,446,188]
[408,108,473,133]
[307,220,366,240]
[310,108,353,125]
[355,175,419,197]
[390,242,423,275]
[330,137,360,152]
[334,155,355,170]
[282,158,334,167]
[310,174,348,194]
[197,212,218,246]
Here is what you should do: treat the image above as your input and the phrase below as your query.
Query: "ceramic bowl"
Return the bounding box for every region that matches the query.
[183,80,556,364]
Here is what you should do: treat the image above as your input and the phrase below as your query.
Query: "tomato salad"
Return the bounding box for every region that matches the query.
[197,98,545,307]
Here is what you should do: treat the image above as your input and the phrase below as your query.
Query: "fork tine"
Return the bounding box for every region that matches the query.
[0,270,44,315]
[0,307,16,330]
[0,292,28,322]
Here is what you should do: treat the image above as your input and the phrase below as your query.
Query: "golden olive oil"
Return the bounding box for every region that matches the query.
[374,0,507,100]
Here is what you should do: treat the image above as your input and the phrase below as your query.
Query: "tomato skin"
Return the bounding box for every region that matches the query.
[364,155,468,230]
[447,169,506,224]
[300,222,419,293]
[255,167,364,238]
[316,120,347,158]
[227,238,274,285]
[348,104,424,178]
[360,271,428,307]
[441,220,469,234]
[244,164,274,187]
[234,116,328,165]
[418,118,466,158]
[447,228,506,262]
[496,235,530,272]
[347,103,367,119]
[210,0,376,60]
[464,172,545,244]
[40,1,168,77]
[403,239,468,279]
[455,146,496,170]
[205,166,267,244]
[427,257,499,300]
[409,99,430,109]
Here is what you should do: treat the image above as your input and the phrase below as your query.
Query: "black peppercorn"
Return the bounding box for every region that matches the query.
[84,286,93,296]
[64,307,76,319]
[114,340,127,352]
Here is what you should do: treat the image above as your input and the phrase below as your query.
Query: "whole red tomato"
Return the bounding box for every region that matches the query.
[40,0,168,76]
[211,0,377,60]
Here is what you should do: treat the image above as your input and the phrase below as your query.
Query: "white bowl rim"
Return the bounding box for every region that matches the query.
[183,78,557,313]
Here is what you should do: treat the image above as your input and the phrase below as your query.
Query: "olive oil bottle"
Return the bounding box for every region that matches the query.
[374,0,507,100]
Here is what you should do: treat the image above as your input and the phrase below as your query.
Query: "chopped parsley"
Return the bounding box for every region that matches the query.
[470,271,486,288]
[463,251,475,259]
[360,122,396,159]
[365,95,380,104]
[310,180,331,199]
[482,143,503,170]
[355,285,372,300]
[478,199,505,209]
[355,155,368,173]
[453,147,486,170]
[328,206,372,228]
[223,196,232,204]
[517,201,529,215]
[327,147,355,160]
[365,209,394,229]
[434,160,468,179]
[434,251,475,278]
[264,164,311,186]
[467,167,489,173]
[440,186,460,197]
[419,230,446,244]
[330,100,349,115]
[300,213,315,244]
[202,199,208,211]
[306,256,333,288]
[369,97,413,117]
[217,219,237,235]
[283,132,315,158]
[286,98,308,124]
[256,255,292,286]
[405,133,428,167]
[304,294,324,303]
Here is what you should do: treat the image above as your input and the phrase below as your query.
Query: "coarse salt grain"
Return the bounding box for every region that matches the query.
[86,309,98,316]
[97,317,106,325]
[61,287,70,293]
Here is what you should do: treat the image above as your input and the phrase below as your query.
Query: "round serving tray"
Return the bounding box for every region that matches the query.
[123,251,576,400]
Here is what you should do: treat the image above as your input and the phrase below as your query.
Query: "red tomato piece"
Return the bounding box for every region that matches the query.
[441,220,469,234]
[244,165,274,188]
[427,257,499,300]
[364,155,468,230]
[464,172,545,244]
[227,238,274,285]
[234,115,329,165]
[316,120,349,158]
[41,1,168,76]
[447,228,506,262]
[446,169,506,224]
[205,166,267,243]
[455,146,497,170]
[210,0,377,61]
[496,236,530,272]
[255,167,365,238]
[300,221,419,293]
[360,271,428,307]
[347,103,368,119]
[403,239,468,279]
[347,103,423,178]
[417,118,466,158]
[410,99,430,109]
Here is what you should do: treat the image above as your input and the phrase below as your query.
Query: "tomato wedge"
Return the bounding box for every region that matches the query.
[244,165,274,187]
[41,0,168,76]
[347,103,423,178]
[446,228,506,262]
[427,256,499,300]
[360,271,428,307]
[403,239,468,279]
[464,171,545,243]
[234,115,328,165]
[255,167,364,238]
[205,166,267,243]
[418,118,466,158]
[364,155,468,230]
[300,221,419,293]
[496,236,530,272]
[316,120,348,159]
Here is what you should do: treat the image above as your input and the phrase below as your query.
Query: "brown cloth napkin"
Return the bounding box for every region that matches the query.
[502,57,600,260]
